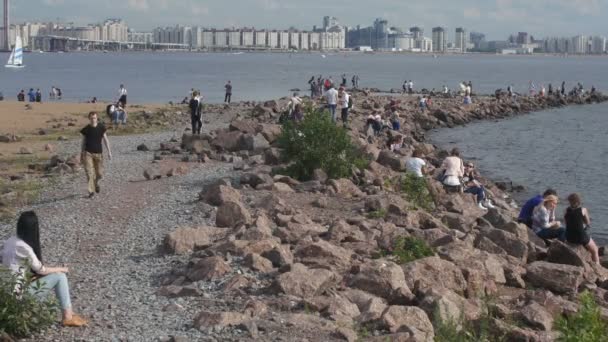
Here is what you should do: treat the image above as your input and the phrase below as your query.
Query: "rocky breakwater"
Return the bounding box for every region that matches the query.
[146,93,608,341]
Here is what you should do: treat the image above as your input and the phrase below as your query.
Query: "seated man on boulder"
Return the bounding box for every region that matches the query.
[518,189,557,228]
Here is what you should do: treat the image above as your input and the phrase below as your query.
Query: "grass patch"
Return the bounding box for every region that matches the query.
[367,209,387,219]
[0,178,44,222]
[556,291,608,342]
[381,236,434,264]
[434,297,507,342]
[399,174,435,212]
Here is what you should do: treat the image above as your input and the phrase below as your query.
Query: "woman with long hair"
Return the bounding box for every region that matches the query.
[564,193,600,264]
[1,211,87,327]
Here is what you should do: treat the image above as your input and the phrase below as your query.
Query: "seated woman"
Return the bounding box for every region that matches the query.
[387,135,403,152]
[1,211,87,327]
[564,193,600,264]
[440,148,464,192]
[463,162,495,210]
[365,115,383,137]
[531,195,566,241]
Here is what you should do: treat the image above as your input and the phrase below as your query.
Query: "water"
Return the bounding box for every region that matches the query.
[1,52,608,103]
[430,103,608,243]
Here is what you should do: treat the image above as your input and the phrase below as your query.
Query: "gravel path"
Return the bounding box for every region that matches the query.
[1,127,240,341]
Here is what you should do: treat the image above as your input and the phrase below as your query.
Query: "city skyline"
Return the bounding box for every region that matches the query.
[6,0,608,40]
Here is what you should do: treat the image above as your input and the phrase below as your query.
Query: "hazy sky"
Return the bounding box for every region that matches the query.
[8,0,608,40]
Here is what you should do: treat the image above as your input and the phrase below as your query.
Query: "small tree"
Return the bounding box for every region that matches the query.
[0,266,59,338]
[400,174,435,211]
[556,291,608,342]
[277,107,367,180]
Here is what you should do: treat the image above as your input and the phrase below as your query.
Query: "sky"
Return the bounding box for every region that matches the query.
[8,0,608,40]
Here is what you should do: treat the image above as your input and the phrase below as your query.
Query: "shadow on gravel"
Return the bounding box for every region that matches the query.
[36,193,81,205]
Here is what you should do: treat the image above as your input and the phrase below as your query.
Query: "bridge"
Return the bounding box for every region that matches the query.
[32,35,191,52]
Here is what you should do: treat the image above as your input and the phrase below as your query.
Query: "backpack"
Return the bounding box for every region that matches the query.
[348,95,353,109]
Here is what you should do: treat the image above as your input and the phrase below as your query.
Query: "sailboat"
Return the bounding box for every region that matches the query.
[5,35,24,69]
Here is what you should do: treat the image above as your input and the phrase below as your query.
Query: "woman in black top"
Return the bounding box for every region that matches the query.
[564,193,599,264]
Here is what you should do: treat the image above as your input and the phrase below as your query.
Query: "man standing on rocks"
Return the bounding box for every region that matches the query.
[189,91,203,134]
[324,84,339,123]
[80,112,112,198]
[224,81,232,104]
[118,84,127,106]
[338,87,350,128]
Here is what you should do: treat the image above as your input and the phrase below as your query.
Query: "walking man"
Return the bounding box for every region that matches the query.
[189,91,203,134]
[324,84,339,122]
[118,84,127,106]
[80,112,112,198]
[224,81,232,104]
[339,87,350,128]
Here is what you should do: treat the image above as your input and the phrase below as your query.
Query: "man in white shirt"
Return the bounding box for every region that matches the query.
[118,84,127,106]
[324,85,339,122]
[408,80,414,94]
[339,87,350,127]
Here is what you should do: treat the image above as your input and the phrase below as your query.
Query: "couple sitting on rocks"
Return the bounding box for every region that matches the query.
[518,189,600,264]
[439,148,495,210]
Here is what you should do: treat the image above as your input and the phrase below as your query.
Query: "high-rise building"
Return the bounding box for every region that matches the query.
[469,31,486,50]
[455,27,467,53]
[409,26,423,40]
[571,35,587,54]
[3,0,8,50]
[322,16,338,30]
[517,32,530,45]
[373,18,388,50]
[432,27,446,52]
[591,36,606,54]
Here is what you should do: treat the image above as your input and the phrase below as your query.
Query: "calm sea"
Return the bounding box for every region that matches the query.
[0,51,608,103]
[1,51,608,242]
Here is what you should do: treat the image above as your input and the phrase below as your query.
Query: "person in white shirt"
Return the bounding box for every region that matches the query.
[338,87,350,127]
[408,80,414,94]
[406,149,427,178]
[441,148,464,189]
[1,211,87,327]
[118,84,127,106]
[324,85,339,122]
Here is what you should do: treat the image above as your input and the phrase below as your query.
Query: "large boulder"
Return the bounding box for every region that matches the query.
[380,306,434,340]
[547,240,592,267]
[402,256,467,295]
[200,184,241,206]
[193,311,249,331]
[216,201,252,228]
[211,130,243,152]
[419,288,482,328]
[188,256,232,281]
[257,123,282,143]
[272,263,338,298]
[348,259,414,304]
[229,119,258,134]
[294,240,353,270]
[480,228,528,262]
[525,261,584,294]
[377,150,405,171]
[519,301,554,331]
[164,227,212,254]
[238,133,270,152]
[482,208,512,229]
[328,179,364,198]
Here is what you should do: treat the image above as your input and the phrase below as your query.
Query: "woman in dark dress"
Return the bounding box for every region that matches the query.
[564,193,600,264]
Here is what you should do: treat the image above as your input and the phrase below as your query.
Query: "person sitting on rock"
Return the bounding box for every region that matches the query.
[463,162,495,210]
[531,195,566,241]
[440,148,464,192]
[1,211,88,327]
[387,135,403,152]
[405,149,427,178]
[518,189,557,228]
[564,193,600,264]
[365,114,383,140]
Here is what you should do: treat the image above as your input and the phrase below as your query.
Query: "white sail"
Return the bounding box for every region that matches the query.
[5,35,24,68]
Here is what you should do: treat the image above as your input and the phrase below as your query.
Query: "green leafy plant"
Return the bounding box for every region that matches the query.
[556,291,608,342]
[387,236,434,264]
[434,297,506,342]
[367,209,388,219]
[0,266,59,338]
[277,106,367,181]
[399,174,435,211]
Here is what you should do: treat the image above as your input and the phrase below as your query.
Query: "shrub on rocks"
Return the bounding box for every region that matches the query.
[277,107,368,181]
[0,268,59,338]
[399,174,434,211]
[382,236,435,264]
[556,291,608,342]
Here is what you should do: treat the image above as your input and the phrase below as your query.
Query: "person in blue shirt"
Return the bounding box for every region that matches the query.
[518,189,557,228]
[27,88,35,102]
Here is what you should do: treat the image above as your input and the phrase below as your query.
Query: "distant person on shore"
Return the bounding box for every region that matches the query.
[118,84,127,106]
[35,89,42,103]
[518,189,558,228]
[418,96,427,111]
[324,84,339,122]
[17,89,25,102]
[291,103,304,122]
[224,81,232,104]
[440,148,464,191]
[402,80,408,94]
[406,149,427,178]
[529,81,536,96]
[27,88,35,102]
[365,114,383,139]
[387,135,403,152]
[463,95,472,105]
[591,86,596,94]
[540,85,546,97]
[352,75,357,89]
[189,91,202,134]
[468,81,473,95]
[0,91,3,101]
[561,81,566,96]
[390,109,400,131]
[288,92,302,116]
[89,97,97,104]
[443,85,449,95]
[408,80,414,94]
[338,87,350,127]
[2,211,88,327]
[80,112,112,198]
[341,74,347,87]
[57,88,62,100]
[564,193,600,263]
[463,162,495,210]
[507,85,513,97]
[50,86,56,100]
[112,103,127,127]
[548,84,553,95]
[308,76,317,97]
[532,195,566,241]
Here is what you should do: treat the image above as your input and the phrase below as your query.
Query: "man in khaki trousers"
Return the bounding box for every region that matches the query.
[80,112,112,198]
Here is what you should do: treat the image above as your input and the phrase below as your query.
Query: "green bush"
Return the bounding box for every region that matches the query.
[388,236,434,264]
[434,298,506,342]
[556,291,608,342]
[367,209,388,219]
[277,107,367,181]
[399,174,434,211]
[0,266,59,338]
